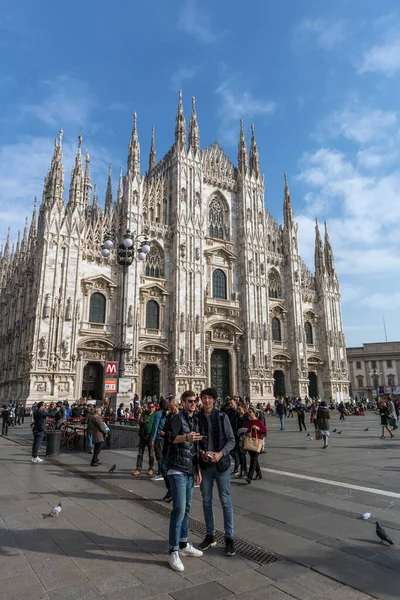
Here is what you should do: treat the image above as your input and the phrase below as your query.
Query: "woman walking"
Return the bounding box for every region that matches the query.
[237,404,248,478]
[316,401,330,449]
[243,407,266,484]
[88,407,108,466]
[310,401,318,431]
[379,400,394,439]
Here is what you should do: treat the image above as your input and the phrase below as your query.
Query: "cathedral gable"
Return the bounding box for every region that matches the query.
[81,275,117,298]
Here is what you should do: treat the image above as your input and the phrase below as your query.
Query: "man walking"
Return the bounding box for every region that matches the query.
[1,405,10,436]
[151,398,168,480]
[31,402,56,463]
[167,390,203,572]
[226,398,240,476]
[276,399,287,430]
[297,400,307,432]
[133,402,156,476]
[197,388,236,557]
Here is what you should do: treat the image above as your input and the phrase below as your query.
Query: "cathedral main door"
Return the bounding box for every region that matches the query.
[273,370,285,398]
[141,364,160,399]
[82,362,104,401]
[308,372,318,398]
[211,349,230,401]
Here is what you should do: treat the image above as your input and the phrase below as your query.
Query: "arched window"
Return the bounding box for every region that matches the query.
[271,318,281,342]
[268,269,282,298]
[209,197,227,240]
[146,300,160,329]
[212,269,227,299]
[89,292,106,324]
[305,322,313,345]
[145,244,164,278]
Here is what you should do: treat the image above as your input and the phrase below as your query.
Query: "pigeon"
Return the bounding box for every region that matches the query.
[365,428,369,431]
[337,431,342,434]
[307,433,310,437]
[333,429,337,433]
[376,522,393,545]
[50,502,62,517]
[108,464,116,473]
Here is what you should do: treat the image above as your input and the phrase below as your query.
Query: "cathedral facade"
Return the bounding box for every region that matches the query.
[0,93,349,406]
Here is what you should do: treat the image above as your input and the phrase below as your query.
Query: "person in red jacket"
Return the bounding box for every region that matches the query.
[243,407,267,484]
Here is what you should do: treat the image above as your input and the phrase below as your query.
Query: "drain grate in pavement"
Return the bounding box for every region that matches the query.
[55,462,282,567]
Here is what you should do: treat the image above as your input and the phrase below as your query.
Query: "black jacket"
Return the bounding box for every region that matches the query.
[167,410,199,475]
[32,408,55,433]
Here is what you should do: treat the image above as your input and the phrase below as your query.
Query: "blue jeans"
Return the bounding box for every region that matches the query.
[87,433,93,450]
[168,474,194,551]
[32,431,45,457]
[279,414,285,430]
[200,465,234,539]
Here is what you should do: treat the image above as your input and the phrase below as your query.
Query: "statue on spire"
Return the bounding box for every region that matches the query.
[238,119,248,175]
[249,124,260,178]
[175,90,186,148]
[188,96,200,152]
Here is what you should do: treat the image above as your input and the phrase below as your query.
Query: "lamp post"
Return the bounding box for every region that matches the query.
[101,230,150,390]
[369,367,382,401]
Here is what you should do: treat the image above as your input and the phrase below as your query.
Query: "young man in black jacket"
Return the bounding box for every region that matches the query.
[31,402,56,462]
[167,391,203,572]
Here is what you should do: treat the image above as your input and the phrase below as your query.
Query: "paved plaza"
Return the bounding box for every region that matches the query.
[0,412,399,600]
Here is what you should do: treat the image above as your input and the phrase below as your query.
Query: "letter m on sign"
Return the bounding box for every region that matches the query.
[105,362,118,376]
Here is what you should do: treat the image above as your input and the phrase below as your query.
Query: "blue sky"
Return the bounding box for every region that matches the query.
[1,0,400,346]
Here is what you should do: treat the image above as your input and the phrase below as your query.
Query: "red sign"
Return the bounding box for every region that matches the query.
[105,379,117,392]
[105,362,118,376]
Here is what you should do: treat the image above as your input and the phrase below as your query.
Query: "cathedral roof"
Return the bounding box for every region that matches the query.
[201,142,236,189]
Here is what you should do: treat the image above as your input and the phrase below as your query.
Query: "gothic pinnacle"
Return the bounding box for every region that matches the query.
[22,216,29,247]
[283,172,294,224]
[29,197,37,242]
[175,90,186,147]
[189,96,200,151]
[324,220,335,275]
[128,112,140,175]
[249,123,260,178]
[105,163,113,213]
[117,166,123,204]
[238,119,248,175]
[314,218,325,273]
[149,126,156,171]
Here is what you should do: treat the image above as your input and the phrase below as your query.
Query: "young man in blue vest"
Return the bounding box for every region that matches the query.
[167,390,203,572]
[197,387,236,556]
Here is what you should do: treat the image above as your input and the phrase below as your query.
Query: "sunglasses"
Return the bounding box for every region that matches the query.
[186,400,197,404]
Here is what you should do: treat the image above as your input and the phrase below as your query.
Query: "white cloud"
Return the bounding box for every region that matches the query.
[216,80,275,144]
[327,106,397,144]
[170,65,199,90]
[294,18,347,50]
[359,39,400,75]
[21,76,96,128]
[177,0,220,44]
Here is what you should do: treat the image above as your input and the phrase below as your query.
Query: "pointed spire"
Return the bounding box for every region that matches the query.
[29,197,37,243]
[238,119,248,175]
[283,172,294,224]
[92,183,99,217]
[324,221,335,276]
[117,166,123,204]
[105,163,113,213]
[249,124,260,178]
[149,127,156,171]
[44,129,64,208]
[3,227,10,261]
[314,218,325,273]
[22,216,29,249]
[68,135,85,207]
[15,230,21,259]
[128,112,140,176]
[188,96,200,152]
[175,90,186,148]
[83,150,92,206]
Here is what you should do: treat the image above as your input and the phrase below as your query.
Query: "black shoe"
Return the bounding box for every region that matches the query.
[246,477,251,484]
[163,491,172,502]
[232,470,240,477]
[225,538,236,556]
[198,535,217,551]
[255,473,262,480]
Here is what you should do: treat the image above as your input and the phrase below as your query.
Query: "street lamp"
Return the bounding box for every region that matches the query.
[369,367,382,401]
[101,230,151,390]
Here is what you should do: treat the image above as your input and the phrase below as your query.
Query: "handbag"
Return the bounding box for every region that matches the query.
[315,430,321,440]
[243,430,263,453]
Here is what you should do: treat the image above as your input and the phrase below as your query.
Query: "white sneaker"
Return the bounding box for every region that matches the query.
[168,550,184,572]
[31,457,43,463]
[152,475,164,481]
[179,543,203,557]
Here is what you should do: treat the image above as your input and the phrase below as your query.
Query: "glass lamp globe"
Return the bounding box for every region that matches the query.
[101,248,110,257]
[123,237,133,248]
[141,244,151,254]
[103,239,114,250]
[137,251,147,261]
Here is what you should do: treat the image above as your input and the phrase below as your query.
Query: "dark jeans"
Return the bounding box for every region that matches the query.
[2,421,8,435]
[313,418,318,431]
[136,437,154,471]
[161,455,170,491]
[230,446,240,471]
[247,451,261,480]
[239,449,247,473]
[91,442,103,465]
[154,439,164,473]
[298,416,307,431]
[32,431,45,457]
[339,413,345,420]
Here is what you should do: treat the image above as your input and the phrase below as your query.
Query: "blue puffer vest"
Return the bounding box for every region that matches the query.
[197,409,231,473]
[167,410,198,475]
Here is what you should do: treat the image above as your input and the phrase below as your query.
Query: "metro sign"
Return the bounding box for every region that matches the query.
[105,362,118,376]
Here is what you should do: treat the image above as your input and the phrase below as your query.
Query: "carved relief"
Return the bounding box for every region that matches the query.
[43,294,51,319]
[65,297,72,321]
[213,327,229,340]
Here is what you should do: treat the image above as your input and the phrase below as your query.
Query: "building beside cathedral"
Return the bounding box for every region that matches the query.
[0,92,349,405]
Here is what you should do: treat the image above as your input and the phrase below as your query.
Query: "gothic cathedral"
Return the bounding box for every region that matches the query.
[0,92,349,405]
